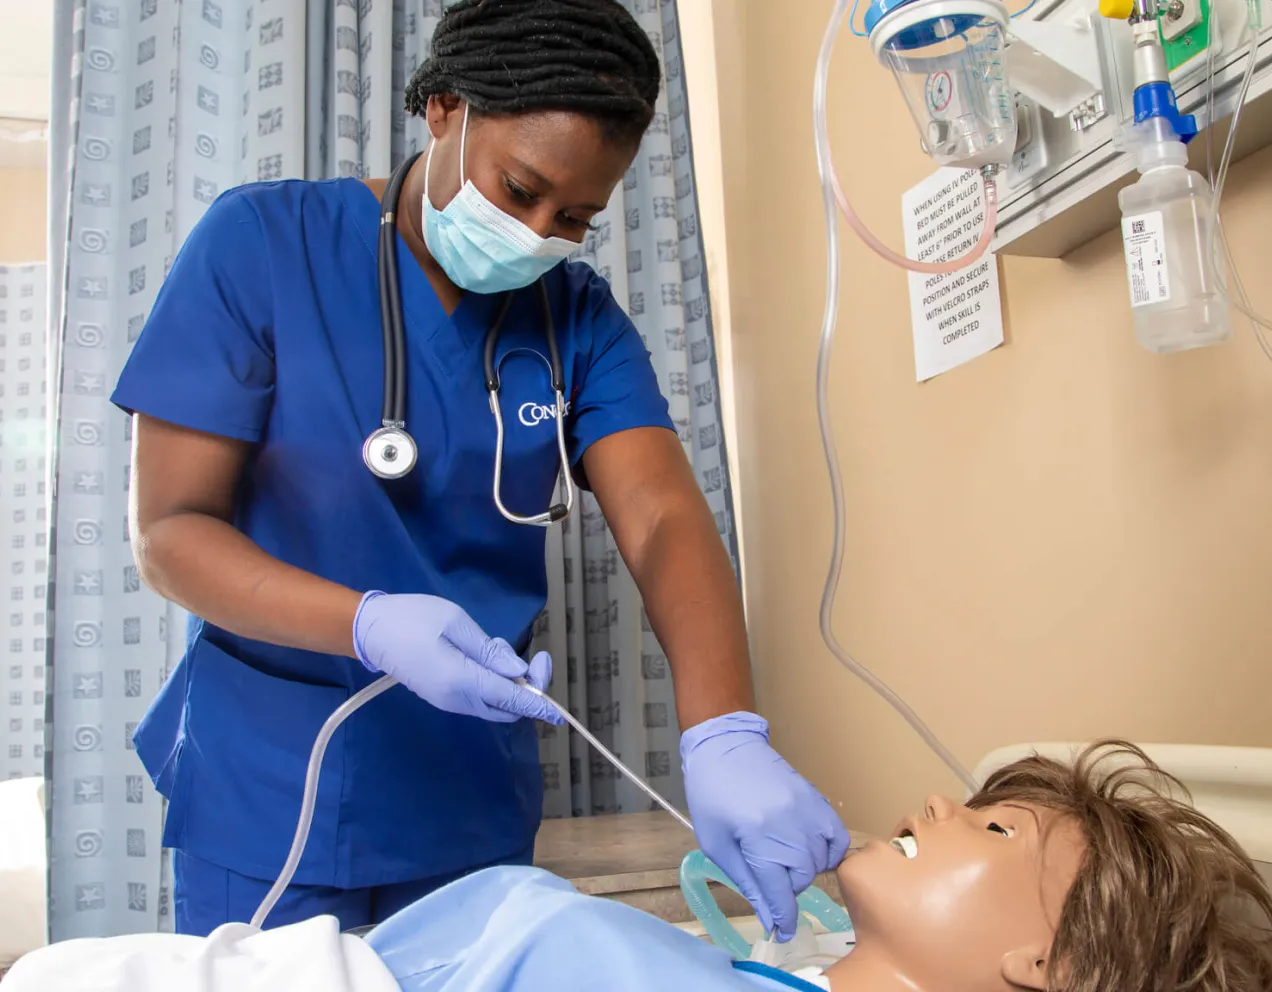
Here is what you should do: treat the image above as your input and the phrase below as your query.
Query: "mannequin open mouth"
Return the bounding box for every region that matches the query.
[888,830,918,859]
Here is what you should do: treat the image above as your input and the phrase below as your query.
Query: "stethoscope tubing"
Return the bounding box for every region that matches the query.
[379,151,419,427]
[370,150,573,525]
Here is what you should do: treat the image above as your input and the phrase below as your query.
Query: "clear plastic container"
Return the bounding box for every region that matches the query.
[1117,119,1231,355]
[870,0,1016,170]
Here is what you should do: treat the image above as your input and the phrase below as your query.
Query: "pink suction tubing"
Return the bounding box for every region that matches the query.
[831,166,998,273]
[816,0,998,274]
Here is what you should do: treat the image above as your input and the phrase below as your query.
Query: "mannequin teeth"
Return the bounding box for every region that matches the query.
[889,832,918,859]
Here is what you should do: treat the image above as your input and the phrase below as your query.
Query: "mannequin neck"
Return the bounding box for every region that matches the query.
[825,944,926,992]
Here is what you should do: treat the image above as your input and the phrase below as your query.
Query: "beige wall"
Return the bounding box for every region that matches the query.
[699,1,1272,838]
[0,166,47,262]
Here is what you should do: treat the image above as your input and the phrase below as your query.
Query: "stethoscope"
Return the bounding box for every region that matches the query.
[362,150,575,527]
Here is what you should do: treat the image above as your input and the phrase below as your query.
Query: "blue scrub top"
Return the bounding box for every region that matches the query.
[110,178,674,889]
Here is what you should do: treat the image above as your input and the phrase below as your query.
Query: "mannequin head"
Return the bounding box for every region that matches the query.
[829,741,1272,992]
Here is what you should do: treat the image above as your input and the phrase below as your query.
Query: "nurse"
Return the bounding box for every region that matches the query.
[114,0,848,938]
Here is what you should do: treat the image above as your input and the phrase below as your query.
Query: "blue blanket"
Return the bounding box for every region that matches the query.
[365,866,796,991]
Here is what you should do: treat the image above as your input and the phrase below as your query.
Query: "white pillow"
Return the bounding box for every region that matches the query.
[0,776,47,971]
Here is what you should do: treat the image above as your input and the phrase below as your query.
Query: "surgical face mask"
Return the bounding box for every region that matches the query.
[422,105,578,294]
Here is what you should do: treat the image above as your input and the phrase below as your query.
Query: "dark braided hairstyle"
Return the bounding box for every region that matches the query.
[405,0,662,147]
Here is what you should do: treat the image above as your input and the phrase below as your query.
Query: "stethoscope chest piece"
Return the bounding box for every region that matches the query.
[363,426,418,480]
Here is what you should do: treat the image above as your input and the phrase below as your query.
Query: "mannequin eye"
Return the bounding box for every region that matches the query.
[987,821,1013,837]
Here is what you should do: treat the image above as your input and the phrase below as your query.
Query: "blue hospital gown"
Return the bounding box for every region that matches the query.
[365,866,795,991]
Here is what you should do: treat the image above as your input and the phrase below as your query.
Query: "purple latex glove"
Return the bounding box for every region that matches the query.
[681,712,850,942]
[353,591,563,725]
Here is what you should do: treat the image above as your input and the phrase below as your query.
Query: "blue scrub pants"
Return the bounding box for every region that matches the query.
[173,843,536,936]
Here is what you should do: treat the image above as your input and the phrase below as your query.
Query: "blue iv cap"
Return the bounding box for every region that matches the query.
[864,0,985,50]
[1133,81,1199,144]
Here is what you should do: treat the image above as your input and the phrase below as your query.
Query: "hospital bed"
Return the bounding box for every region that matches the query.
[972,742,1272,891]
[3,741,1271,978]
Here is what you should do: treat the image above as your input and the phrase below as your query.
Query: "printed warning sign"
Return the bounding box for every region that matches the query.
[901,168,1004,382]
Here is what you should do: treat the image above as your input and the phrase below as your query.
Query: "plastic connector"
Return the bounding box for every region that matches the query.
[1099,0,1135,18]
[1115,115,1190,172]
[1133,80,1199,143]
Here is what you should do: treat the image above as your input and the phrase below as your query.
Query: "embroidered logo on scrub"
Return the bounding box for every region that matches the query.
[518,399,572,427]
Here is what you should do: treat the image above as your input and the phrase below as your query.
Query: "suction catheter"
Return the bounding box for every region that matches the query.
[251,672,829,966]
[516,679,696,832]
[250,674,691,929]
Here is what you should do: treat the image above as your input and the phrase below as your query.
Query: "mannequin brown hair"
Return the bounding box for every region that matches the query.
[969,740,1272,992]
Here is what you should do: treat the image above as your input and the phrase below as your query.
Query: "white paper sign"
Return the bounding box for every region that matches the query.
[901,167,1004,382]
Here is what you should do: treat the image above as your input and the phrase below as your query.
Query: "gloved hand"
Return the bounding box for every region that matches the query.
[353,591,563,725]
[681,712,850,942]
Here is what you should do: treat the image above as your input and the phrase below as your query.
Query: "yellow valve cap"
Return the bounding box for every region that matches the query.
[1098,0,1134,19]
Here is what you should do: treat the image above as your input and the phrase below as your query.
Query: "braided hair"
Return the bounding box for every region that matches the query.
[406,0,662,147]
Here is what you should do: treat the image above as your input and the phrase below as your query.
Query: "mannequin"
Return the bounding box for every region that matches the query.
[824,741,1272,992]
[6,740,1271,992]
[372,738,1272,992]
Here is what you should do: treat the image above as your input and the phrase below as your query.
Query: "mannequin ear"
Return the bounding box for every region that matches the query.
[1000,944,1058,991]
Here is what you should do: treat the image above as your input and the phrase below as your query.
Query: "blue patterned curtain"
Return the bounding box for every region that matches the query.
[45,0,736,939]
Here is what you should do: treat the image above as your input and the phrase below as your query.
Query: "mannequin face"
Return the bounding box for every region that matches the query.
[832,795,1085,992]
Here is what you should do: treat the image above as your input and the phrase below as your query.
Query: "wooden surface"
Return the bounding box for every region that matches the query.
[534,811,694,880]
[535,810,870,876]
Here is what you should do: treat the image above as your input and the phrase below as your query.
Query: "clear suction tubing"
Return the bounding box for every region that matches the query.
[251,674,692,930]
[812,0,1011,790]
[251,674,399,928]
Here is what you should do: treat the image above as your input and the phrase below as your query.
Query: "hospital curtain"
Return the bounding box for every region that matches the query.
[45,0,737,939]
[515,6,738,821]
[0,264,50,786]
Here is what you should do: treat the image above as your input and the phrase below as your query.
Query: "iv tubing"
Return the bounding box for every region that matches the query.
[1207,12,1272,338]
[817,0,999,276]
[814,0,978,791]
[251,674,693,929]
